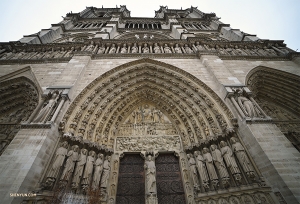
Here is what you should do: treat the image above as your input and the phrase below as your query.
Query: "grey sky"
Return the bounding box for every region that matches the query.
[0,0,299,51]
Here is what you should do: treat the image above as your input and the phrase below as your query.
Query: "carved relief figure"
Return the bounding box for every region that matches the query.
[100,155,111,189]
[195,42,205,51]
[184,44,193,54]
[109,44,116,54]
[174,44,182,53]
[32,91,60,123]
[144,155,157,194]
[85,41,95,52]
[142,44,150,53]
[60,145,79,182]
[194,151,210,189]
[210,144,230,187]
[202,147,219,188]
[81,151,96,189]
[187,153,200,190]
[131,43,138,53]
[97,44,106,54]
[72,148,88,189]
[64,47,75,57]
[47,141,68,180]
[92,153,104,190]
[153,43,161,53]
[230,137,255,179]
[163,44,172,53]
[220,141,241,182]
[120,44,127,53]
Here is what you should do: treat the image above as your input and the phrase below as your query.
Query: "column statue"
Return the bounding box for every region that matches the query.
[72,148,88,189]
[60,145,79,183]
[230,137,255,179]
[210,144,230,187]
[202,147,219,188]
[220,141,242,183]
[81,151,96,190]
[194,151,210,190]
[187,153,200,190]
[92,153,104,190]
[100,155,111,191]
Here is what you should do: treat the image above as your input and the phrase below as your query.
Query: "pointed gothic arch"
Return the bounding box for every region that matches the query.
[62,58,235,150]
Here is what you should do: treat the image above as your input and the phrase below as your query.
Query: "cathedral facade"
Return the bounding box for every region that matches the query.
[0,5,299,204]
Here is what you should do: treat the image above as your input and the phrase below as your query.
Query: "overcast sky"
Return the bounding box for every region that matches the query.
[0,0,299,51]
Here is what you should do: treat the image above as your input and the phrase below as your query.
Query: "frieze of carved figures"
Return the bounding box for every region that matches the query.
[115,136,181,152]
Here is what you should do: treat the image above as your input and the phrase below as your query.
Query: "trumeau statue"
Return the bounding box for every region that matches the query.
[194,151,210,189]
[32,90,60,123]
[230,137,255,179]
[60,145,79,182]
[92,153,104,190]
[72,148,88,189]
[144,154,157,195]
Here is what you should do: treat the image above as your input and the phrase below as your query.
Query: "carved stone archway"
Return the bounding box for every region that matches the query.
[62,58,235,150]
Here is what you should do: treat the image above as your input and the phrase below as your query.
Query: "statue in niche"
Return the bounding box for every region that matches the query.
[100,155,111,190]
[210,144,230,187]
[216,45,228,55]
[187,153,200,190]
[43,48,54,58]
[131,43,138,53]
[225,45,236,55]
[85,41,95,52]
[235,88,261,118]
[234,45,247,55]
[202,147,219,188]
[174,44,182,53]
[144,154,157,195]
[109,44,116,54]
[220,141,241,183]
[120,44,127,53]
[60,145,79,182]
[54,47,67,58]
[153,43,161,53]
[194,151,210,190]
[97,44,106,54]
[184,44,193,54]
[32,90,60,123]
[142,44,150,53]
[230,137,255,179]
[82,151,96,190]
[72,148,88,189]
[163,44,172,53]
[92,153,104,189]
[47,141,68,180]
[244,46,258,56]
[195,42,205,51]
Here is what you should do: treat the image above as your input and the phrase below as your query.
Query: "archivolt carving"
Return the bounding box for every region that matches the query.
[0,77,39,124]
[62,58,235,150]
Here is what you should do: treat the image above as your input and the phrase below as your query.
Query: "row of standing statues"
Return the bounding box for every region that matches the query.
[187,137,256,191]
[45,141,111,194]
[0,41,289,60]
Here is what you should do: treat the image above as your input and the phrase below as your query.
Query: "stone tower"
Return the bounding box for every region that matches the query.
[0,5,299,204]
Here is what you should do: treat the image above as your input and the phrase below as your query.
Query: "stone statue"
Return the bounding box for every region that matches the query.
[153,43,161,53]
[97,44,106,54]
[32,91,60,123]
[163,44,172,53]
[131,43,138,53]
[142,44,150,53]
[230,137,255,179]
[174,44,182,53]
[195,42,205,51]
[85,41,95,52]
[60,145,79,181]
[81,151,96,189]
[64,47,75,57]
[109,44,116,54]
[184,44,193,54]
[202,147,219,188]
[47,141,68,179]
[210,144,230,187]
[120,44,127,53]
[187,153,200,190]
[236,89,259,118]
[100,155,111,190]
[72,148,88,189]
[234,45,247,55]
[194,151,210,189]
[144,155,157,194]
[220,141,241,182]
